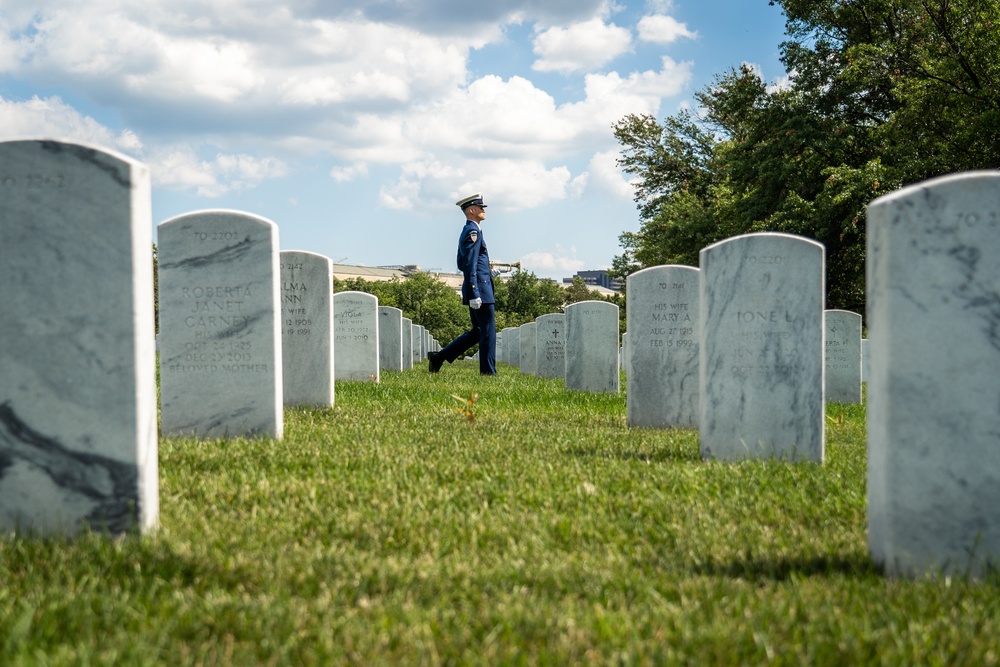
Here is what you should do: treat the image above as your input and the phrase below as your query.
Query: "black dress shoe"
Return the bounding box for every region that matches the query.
[428,351,444,373]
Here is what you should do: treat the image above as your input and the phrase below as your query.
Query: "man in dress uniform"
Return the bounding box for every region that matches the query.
[428,192,498,375]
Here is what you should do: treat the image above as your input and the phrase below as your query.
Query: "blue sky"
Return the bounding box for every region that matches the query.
[0,0,789,279]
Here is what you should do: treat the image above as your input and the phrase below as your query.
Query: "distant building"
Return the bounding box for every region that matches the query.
[331,262,520,297]
[332,264,405,282]
[331,263,465,295]
[563,269,623,292]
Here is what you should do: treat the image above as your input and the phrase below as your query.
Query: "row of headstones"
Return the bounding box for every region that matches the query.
[617,170,1000,577]
[622,322,870,383]
[622,261,864,439]
[159,224,440,439]
[497,268,863,457]
[0,140,449,536]
[492,304,622,394]
[1,140,998,578]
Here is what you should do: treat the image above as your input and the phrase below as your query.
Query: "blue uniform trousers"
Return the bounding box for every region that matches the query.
[439,303,496,375]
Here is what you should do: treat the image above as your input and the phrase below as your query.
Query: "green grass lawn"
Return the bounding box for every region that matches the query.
[2,362,999,665]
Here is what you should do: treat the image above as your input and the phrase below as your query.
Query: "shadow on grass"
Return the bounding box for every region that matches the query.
[564,444,701,465]
[691,552,880,582]
[136,543,270,592]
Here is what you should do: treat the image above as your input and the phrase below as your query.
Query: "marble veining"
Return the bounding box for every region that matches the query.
[535,314,565,379]
[519,322,537,375]
[824,310,862,404]
[699,233,825,461]
[0,139,157,536]
[158,236,255,270]
[626,265,700,429]
[0,402,139,533]
[39,140,132,188]
[867,170,1000,577]
[378,307,404,373]
[333,291,380,382]
[564,300,620,393]
[282,250,335,405]
[158,210,283,439]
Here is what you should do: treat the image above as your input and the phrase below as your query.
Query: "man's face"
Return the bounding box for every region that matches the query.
[468,204,486,222]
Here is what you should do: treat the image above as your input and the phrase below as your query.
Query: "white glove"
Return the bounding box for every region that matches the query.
[469,297,482,310]
[490,268,501,278]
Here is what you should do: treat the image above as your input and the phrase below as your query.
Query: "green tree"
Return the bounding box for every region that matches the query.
[334,273,468,344]
[563,276,603,305]
[613,0,1000,316]
[492,270,570,330]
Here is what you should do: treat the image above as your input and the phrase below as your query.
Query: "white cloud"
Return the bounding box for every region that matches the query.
[568,172,589,198]
[637,14,697,44]
[644,0,675,12]
[585,149,634,199]
[0,95,141,152]
[378,180,421,210]
[153,148,220,193]
[742,61,765,80]
[520,248,586,276]
[138,38,260,103]
[398,55,691,169]
[151,148,288,197]
[0,94,287,196]
[531,18,632,74]
[360,52,691,213]
[470,159,573,210]
[769,72,795,93]
[0,2,695,216]
[4,4,473,114]
[214,153,288,189]
[330,162,370,183]
[406,76,571,158]
[559,56,694,135]
[380,157,572,212]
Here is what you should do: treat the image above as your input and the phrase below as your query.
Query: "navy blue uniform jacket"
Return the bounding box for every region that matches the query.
[456,220,494,305]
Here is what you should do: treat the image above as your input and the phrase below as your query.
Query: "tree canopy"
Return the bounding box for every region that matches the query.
[613,0,1000,315]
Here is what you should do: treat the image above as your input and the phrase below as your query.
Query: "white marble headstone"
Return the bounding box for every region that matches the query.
[867,171,1000,577]
[565,301,620,393]
[535,313,566,379]
[861,339,869,384]
[281,250,334,407]
[401,318,413,370]
[620,332,630,376]
[699,233,825,461]
[499,328,515,364]
[824,309,862,404]
[626,265,700,429]
[334,291,379,382]
[159,210,283,438]
[0,139,158,535]
[496,331,504,365]
[378,307,404,372]
[519,322,538,375]
[506,328,521,368]
[411,325,421,365]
